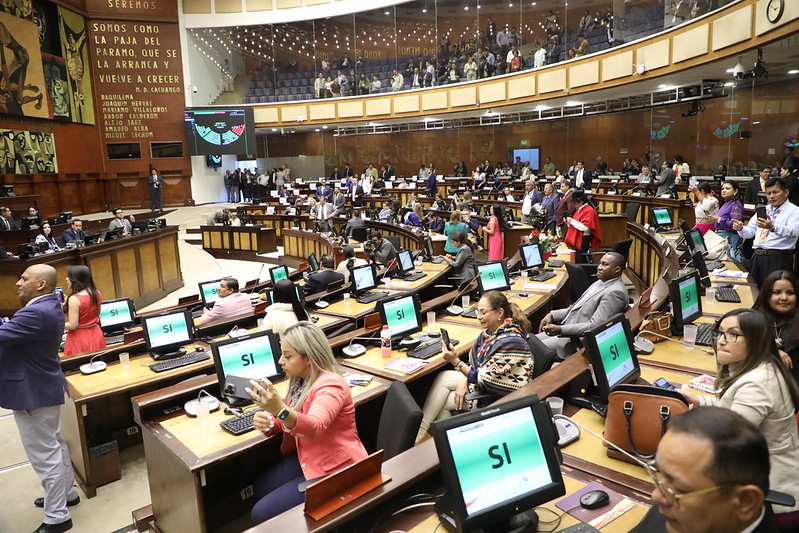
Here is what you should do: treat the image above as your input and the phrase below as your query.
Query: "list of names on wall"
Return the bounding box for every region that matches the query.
[90,21,183,142]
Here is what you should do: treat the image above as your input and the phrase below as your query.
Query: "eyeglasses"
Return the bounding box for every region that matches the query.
[711,329,744,344]
[475,308,497,317]
[646,463,728,507]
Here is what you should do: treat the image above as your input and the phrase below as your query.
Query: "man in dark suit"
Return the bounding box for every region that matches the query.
[62,219,86,244]
[349,176,364,207]
[0,264,79,533]
[569,160,593,190]
[745,166,771,204]
[654,160,676,196]
[303,254,345,295]
[426,168,438,196]
[147,168,164,211]
[0,239,16,258]
[343,163,355,179]
[0,205,17,230]
[631,407,780,533]
[331,186,347,216]
[315,178,332,200]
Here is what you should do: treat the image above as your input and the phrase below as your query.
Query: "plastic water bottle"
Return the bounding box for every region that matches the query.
[381,326,392,358]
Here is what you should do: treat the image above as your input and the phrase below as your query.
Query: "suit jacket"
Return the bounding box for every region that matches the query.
[0,294,67,410]
[654,168,676,196]
[551,276,627,337]
[147,173,162,190]
[199,292,254,325]
[62,227,86,243]
[570,168,593,190]
[303,268,345,295]
[426,173,438,195]
[0,216,16,231]
[350,185,365,207]
[331,193,346,214]
[554,189,574,228]
[631,504,780,533]
[745,177,765,204]
[276,372,368,480]
[541,193,559,231]
[0,240,11,258]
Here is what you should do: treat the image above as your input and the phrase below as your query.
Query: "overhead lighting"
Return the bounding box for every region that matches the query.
[724,82,735,86]
[314,128,320,132]
[534,105,549,111]
[565,100,581,106]
[789,70,799,75]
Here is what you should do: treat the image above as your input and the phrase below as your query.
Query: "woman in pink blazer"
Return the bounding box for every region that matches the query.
[247,322,367,524]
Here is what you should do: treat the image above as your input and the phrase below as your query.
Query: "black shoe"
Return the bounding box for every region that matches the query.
[33,496,80,508]
[32,519,72,533]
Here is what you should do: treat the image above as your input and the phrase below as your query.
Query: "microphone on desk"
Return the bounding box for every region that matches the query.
[552,414,651,470]
[446,272,482,315]
[79,353,108,375]
[342,333,380,357]
[633,332,715,355]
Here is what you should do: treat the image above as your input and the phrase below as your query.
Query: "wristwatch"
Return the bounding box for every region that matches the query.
[277,408,290,421]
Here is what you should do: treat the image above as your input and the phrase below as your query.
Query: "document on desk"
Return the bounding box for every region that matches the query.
[384,358,426,375]
[713,270,747,278]
[524,283,558,291]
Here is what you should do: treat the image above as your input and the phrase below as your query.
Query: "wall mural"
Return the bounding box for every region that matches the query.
[0,129,58,173]
[0,11,47,117]
[57,6,93,124]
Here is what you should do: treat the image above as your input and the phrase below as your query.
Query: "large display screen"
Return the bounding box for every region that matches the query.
[184,108,256,156]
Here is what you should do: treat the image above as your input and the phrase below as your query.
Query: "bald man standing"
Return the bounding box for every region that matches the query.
[0,265,78,533]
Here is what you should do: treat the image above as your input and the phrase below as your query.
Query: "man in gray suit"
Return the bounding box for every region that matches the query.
[331,186,347,216]
[537,252,628,359]
[653,160,676,196]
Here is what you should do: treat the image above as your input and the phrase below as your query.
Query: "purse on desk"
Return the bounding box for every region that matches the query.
[603,384,689,464]
[638,311,672,343]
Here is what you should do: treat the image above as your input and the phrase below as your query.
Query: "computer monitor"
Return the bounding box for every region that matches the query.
[476,261,511,293]
[60,211,73,221]
[20,216,40,230]
[141,309,195,360]
[350,263,377,295]
[0,184,14,197]
[431,395,565,533]
[684,228,708,256]
[307,252,319,272]
[397,249,414,274]
[198,279,222,308]
[690,251,712,288]
[669,271,703,334]
[104,228,124,241]
[99,298,137,336]
[351,226,369,243]
[210,329,284,406]
[519,243,544,270]
[269,265,289,284]
[375,292,423,340]
[424,236,435,259]
[581,313,642,401]
[48,216,66,226]
[652,208,672,228]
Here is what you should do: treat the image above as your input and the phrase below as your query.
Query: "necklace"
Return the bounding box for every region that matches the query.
[774,321,784,348]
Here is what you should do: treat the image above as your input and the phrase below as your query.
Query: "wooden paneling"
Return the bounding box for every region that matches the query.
[601,51,634,82]
[365,98,392,116]
[421,92,447,111]
[713,5,752,50]
[478,81,506,104]
[393,94,420,114]
[309,103,336,120]
[87,255,116,301]
[636,40,670,71]
[538,69,566,94]
[672,24,710,63]
[450,87,476,108]
[280,105,309,122]
[214,0,242,12]
[139,242,161,293]
[254,108,279,122]
[117,247,140,298]
[338,100,364,118]
[508,74,535,99]
[182,0,212,13]
[569,61,600,88]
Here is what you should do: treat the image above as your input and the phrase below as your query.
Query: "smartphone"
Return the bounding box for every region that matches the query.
[440,328,452,350]
[756,206,768,220]
[55,287,65,304]
[654,377,676,391]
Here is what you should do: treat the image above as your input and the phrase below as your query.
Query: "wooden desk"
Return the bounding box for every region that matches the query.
[0,227,183,315]
[702,281,755,315]
[133,373,390,533]
[201,225,278,259]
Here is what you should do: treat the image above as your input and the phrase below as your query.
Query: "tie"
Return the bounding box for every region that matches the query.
[577,170,583,188]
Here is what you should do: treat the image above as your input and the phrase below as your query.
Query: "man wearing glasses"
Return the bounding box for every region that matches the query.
[632,406,779,533]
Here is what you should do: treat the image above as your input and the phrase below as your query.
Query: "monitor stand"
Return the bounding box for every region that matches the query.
[434,495,539,533]
[151,346,187,361]
[225,395,253,408]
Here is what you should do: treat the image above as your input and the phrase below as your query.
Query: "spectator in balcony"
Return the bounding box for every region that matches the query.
[340,54,351,70]
[545,10,559,35]
[496,25,509,58]
[486,17,496,47]
[370,75,381,94]
[323,76,333,98]
[508,27,520,48]
[533,41,546,69]
[339,72,350,96]
[363,163,376,180]
[410,67,422,89]
[579,9,593,32]
[424,61,435,87]
[572,33,589,58]
[404,58,415,79]
[357,73,370,95]
[454,161,467,177]
[391,70,404,92]
[463,57,477,81]
[314,72,325,98]
[509,49,522,72]
[329,77,341,97]
[546,36,561,65]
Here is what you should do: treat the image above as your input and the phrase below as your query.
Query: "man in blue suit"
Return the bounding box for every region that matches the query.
[0,264,78,533]
[148,168,164,211]
[303,254,345,295]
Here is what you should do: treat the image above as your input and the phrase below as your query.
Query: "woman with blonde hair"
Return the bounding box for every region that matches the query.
[248,322,367,524]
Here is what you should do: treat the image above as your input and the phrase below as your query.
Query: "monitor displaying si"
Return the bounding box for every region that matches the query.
[99,297,136,335]
[307,252,319,272]
[431,395,564,533]
[375,292,422,339]
[652,208,672,228]
[269,265,289,284]
[184,107,256,156]
[476,261,511,293]
[141,309,195,360]
[669,271,702,334]
[198,279,222,308]
[684,228,708,256]
[350,263,377,294]
[210,329,283,406]
[397,250,414,274]
[581,313,641,401]
[519,243,544,270]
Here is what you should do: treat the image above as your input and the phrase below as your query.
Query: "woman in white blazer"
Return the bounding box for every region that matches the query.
[260,279,308,336]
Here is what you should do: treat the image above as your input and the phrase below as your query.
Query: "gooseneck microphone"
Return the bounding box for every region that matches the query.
[342,332,380,357]
[446,271,482,315]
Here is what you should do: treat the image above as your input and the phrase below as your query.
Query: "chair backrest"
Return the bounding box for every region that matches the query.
[529,334,557,379]
[565,261,592,302]
[624,202,641,222]
[384,235,401,251]
[375,381,422,460]
[612,239,633,260]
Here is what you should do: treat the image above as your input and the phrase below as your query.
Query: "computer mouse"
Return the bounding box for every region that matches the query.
[428,332,441,338]
[195,346,205,352]
[579,489,610,510]
[310,316,319,323]
[544,268,555,272]
[718,283,733,289]
[516,293,528,298]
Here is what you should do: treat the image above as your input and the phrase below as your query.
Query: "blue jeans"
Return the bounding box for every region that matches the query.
[251,454,305,524]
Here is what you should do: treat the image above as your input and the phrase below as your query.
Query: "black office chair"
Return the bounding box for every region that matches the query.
[529,334,557,379]
[576,234,593,264]
[384,235,401,252]
[624,202,641,223]
[565,261,593,302]
[375,381,423,460]
[612,239,633,261]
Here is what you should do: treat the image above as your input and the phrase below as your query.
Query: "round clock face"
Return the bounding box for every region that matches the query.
[767,0,785,23]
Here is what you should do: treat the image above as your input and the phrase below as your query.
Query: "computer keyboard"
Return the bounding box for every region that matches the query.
[220,408,263,436]
[461,306,478,319]
[715,286,741,303]
[705,260,725,271]
[407,338,460,359]
[149,351,210,373]
[430,256,444,264]
[105,334,125,345]
[191,309,203,319]
[695,323,715,346]
[548,259,565,268]
[530,271,557,282]
[403,271,427,282]
[355,291,390,304]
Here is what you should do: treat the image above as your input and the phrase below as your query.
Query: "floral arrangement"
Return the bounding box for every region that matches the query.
[529,203,549,231]
[529,228,556,259]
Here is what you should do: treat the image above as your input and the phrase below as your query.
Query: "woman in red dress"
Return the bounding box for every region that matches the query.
[63,265,106,356]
